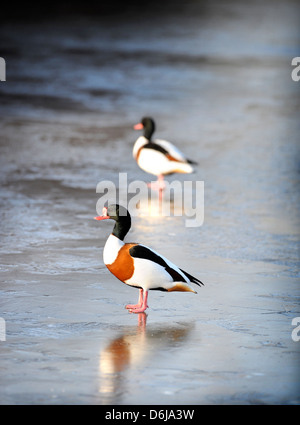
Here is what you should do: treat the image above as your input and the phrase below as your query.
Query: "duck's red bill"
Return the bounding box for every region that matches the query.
[133,123,143,130]
[94,215,110,220]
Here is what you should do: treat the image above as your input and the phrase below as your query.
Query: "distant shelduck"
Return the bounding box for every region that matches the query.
[94,204,203,313]
[133,117,197,190]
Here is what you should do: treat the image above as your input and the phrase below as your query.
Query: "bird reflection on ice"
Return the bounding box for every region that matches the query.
[123,182,203,227]
[120,189,185,219]
[98,314,194,404]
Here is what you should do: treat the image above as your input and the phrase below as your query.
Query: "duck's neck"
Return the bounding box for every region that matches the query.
[144,124,155,141]
[112,216,131,241]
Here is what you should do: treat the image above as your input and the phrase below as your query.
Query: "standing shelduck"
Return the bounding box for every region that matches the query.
[94,204,203,313]
[133,117,197,190]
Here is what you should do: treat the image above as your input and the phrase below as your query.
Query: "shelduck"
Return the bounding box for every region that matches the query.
[94,204,203,313]
[133,117,197,190]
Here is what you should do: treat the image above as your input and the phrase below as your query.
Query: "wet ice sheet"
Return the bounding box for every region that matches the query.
[1,268,299,405]
[0,0,300,405]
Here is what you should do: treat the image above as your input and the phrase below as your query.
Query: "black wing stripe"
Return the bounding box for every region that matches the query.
[143,142,169,156]
[165,265,187,282]
[179,268,204,287]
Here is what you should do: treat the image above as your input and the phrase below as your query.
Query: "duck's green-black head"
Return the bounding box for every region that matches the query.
[94,204,131,240]
[133,117,155,140]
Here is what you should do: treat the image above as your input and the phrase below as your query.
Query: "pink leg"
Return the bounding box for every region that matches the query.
[147,174,165,191]
[125,289,143,310]
[157,174,165,190]
[129,290,149,314]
